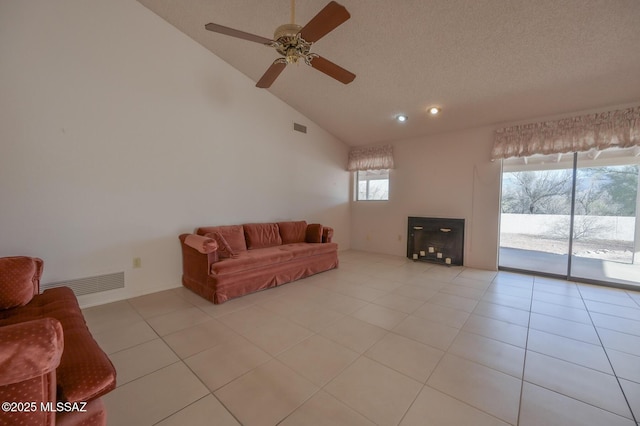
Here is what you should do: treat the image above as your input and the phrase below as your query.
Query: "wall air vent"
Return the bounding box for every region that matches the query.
[41,272,124,296]
[293,122,307,133]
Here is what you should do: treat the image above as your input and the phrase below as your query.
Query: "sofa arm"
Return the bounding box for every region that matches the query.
[322,227,334,243]
[183,234,218,254]
[179,234,218,284]
[0,318,64,386]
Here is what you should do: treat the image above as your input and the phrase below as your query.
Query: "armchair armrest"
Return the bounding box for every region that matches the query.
[0,318,62,426]
[0,318,63,386]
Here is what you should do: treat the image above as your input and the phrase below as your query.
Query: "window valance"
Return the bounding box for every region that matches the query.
[347,144,395,171]
[491,106,640,160]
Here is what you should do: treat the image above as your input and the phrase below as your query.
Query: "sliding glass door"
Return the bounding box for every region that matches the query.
[570,158,640,286]
[499,165,573,275]
[499,148,640,289]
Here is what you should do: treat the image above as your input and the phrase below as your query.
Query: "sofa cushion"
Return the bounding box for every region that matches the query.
[244,223,282,250]
[205,232,238,259]
[0,257,40,309]
[211,247,293,275]
[278,221,308,244]
[278,242,339,259]
[305,224,323,243]
[197,225,247,253]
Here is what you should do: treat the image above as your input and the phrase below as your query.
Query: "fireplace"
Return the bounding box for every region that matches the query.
[407,217,465,266]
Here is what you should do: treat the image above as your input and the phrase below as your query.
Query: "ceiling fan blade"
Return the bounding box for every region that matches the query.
[256,61,287,88]
[205,23,273,45]
[310,55,355,84]
[299,1,350,43]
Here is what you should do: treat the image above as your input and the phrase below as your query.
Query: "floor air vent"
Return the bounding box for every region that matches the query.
[41,272,125,296]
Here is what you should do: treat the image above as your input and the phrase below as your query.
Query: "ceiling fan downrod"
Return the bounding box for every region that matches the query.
[291,0,295,25]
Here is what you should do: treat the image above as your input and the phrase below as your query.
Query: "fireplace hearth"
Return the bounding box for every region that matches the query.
[407,217,465,266]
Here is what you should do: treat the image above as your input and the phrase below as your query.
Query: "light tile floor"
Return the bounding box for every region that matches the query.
[83,250,640,426]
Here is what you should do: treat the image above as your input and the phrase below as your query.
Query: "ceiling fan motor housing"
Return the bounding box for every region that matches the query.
[273,24,315,64]
[274,23,301,40]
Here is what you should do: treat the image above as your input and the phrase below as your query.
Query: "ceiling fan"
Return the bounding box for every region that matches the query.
[205,0,356,88]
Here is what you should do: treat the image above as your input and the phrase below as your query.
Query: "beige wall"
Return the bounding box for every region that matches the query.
[350,126,502,270]
[0,0,351,306]
[349,101,640,271]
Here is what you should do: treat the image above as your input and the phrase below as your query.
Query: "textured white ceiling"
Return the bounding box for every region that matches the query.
[138,0,640,146]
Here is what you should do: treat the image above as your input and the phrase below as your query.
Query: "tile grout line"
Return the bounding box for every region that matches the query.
[127,289,255,425]
[515,275,535,426]
[396,267,515,426]
[150,394,213,426]
[146,294,246,426]
[576,284,639,424]
[274,267,421,425]
[484,278,638,422]
[173,277,376,425]
[522,281,638,421]
[394,266,470,426]
[304,262,440,421]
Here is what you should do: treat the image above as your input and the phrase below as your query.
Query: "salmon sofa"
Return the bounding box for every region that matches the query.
[0,256,116,426]
[179,221,338,304]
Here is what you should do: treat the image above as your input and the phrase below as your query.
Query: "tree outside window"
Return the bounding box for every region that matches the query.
[357,169,389,200]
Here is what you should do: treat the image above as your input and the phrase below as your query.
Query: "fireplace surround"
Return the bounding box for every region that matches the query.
[407,217,465,266]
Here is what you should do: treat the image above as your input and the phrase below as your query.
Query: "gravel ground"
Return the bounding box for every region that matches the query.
[500,233,634,263]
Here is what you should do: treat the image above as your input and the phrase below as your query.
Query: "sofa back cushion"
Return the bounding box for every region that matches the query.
[0,256,42,309]
[243,223,282,249]
[278,221,308,244]
[305,224,323,243]
[196,225,247,253]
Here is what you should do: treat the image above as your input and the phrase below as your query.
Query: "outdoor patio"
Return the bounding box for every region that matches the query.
[500,247,640,289]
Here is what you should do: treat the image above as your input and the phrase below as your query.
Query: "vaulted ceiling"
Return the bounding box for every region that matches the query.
[138,0,640,146]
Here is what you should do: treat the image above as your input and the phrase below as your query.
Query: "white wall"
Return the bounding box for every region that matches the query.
[351,127,502,270]
[0,0,350,307]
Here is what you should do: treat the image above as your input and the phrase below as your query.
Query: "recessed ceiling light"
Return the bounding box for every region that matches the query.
[428,107,441,115]
[396,114,408,122]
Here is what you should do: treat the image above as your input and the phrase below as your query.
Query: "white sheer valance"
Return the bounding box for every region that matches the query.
[491,106,640,160]
[347,144,395,171]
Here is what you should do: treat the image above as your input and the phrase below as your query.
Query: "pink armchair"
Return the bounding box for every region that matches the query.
[0,256,116,425]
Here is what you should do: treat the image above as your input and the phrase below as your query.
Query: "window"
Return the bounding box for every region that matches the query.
[347,144,394,201]
[356,169,389,200]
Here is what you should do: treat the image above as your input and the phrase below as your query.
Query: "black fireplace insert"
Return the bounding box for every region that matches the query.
[407,217,465,266]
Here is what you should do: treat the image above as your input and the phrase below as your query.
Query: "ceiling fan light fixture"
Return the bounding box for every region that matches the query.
[428,107,441,115]
[285,48,300,64]
[396,114,408,122]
